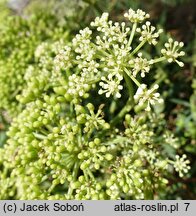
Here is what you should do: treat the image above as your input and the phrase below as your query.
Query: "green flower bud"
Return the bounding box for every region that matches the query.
[105,154,113,161]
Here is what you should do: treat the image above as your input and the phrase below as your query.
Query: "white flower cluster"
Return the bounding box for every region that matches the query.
[146,150,159,164]
[67,74,90,97]
[98,75,123,98]
[78,60,99,73]
[173,155,190,177]
[113,44,132,65]
[34,42,49,59]
[136,21,163,45]
[84,103,110,132]
[163,132,179,149]
[93,19,130,50]
[54,46,72,72]
[134,84,163,111]
[50,40,65,54]
[91,12,109,29]
[129,53,151,77]
[161,38,185,66]
[50,8,185,112]
[73,28,95,62]
[124,9,150,23]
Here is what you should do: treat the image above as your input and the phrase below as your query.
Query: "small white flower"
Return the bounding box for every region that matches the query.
[24,65,35,80]
[134,84,163,111]
[51,40,65,54]
[84,103,108,132]
[124,9,150,23]
[173,155,190,177]
[98,75,123,98]
[68,74,90,97]
[161,38,185,66]
[94,18,129,51]
[113,44,132,66]
[129,53,151,77]
[54,46,72,72]
[35,42,49,59]
[91,12,109,28]
[72,27,92,48]
[163,132,179,149]
[146,150,159,164]
[136,21,163,45]
[134,84,147,100]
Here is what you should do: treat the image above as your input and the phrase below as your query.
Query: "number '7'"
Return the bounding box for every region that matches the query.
[184,203,190,211]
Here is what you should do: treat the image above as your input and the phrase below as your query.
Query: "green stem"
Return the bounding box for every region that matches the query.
[109,99,117,115]
[130,40,146,56]
[65,68,71,79]
[87,168,95,180]
[41,175,49,182]
[147,171,155,200]
[128,23,137,47]
[109,66,140,127]
[110,97,133,127]
[88,77,101,85]
[151,56,166,64]
[84,170,89,181]
[124,68,141,87]
[123,70,134,97]
[68,161,80,197]
[64,154,77,168]
[73,162,80,179]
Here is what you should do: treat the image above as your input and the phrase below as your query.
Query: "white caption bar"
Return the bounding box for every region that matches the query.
[0,200,195,216]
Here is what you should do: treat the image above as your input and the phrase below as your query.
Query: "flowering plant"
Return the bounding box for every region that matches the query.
[0,8,190,200]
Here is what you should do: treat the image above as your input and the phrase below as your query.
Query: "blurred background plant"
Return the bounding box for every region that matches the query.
[0,0,195,199]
